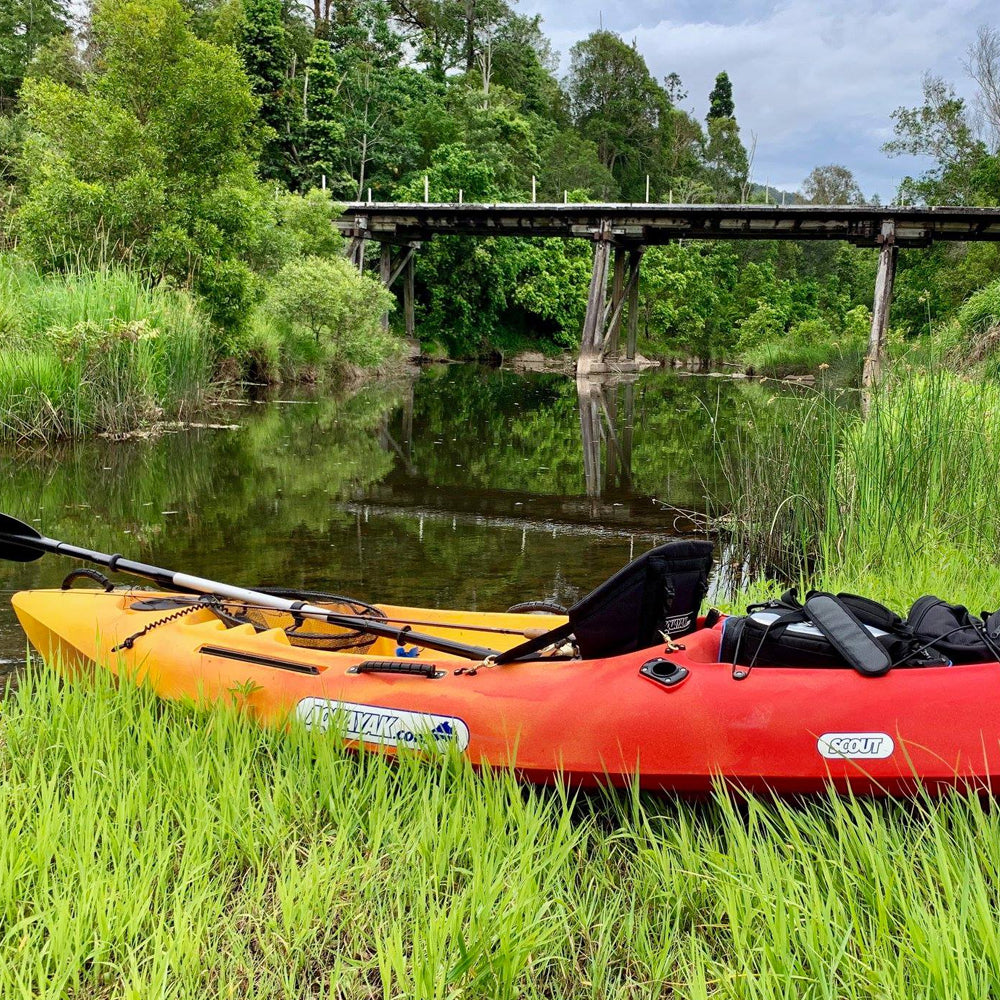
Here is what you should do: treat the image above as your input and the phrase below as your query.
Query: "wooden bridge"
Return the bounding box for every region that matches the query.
[337,203,1000,383]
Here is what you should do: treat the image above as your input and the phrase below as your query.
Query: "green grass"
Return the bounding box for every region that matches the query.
[5,662,1000,998]
[715,368,1000,611]
[0,257,215,442]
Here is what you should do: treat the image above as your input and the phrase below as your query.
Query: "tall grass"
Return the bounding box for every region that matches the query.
[4,662,1000,998]
[0,257,214,442]
[716,369,1000,610]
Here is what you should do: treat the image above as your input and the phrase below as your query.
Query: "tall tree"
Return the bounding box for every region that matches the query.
[0,0,71,110]
[707,70,734,120]
[565,30,670,194]
[884,73,987,203]
[802,164,864,204]
[237,0,294,180]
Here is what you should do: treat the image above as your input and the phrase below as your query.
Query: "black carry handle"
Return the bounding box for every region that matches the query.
[0,512,499,662]
[349,660,443,678]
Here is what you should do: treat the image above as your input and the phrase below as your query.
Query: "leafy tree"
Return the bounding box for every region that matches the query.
[236,0,294,180]
[704,115,748,201]
[884,73,990,204]
[15,0,270,330]
[268,255,395,361]
[802,164,864,204]
[0,0,70,111]
[537,129,616,200]
[565,30,670,196]
[707,71,734,120]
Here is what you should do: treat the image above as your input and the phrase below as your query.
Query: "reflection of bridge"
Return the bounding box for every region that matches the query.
[338,202,1000,382]
[376,373,700,517]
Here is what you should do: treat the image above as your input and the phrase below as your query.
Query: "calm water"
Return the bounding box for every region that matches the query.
[0,367,808,667]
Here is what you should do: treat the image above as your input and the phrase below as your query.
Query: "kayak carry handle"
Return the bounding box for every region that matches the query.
[348,660,445,679]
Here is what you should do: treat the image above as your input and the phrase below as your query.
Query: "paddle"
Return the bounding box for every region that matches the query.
[0,513,500,662]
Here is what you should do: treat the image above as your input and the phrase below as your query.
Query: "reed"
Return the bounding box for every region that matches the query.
[0,257,215,442]
[715,369,1000,611]
[2,662,1000,998]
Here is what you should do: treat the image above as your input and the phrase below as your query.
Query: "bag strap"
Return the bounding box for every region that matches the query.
[804,593,892,677]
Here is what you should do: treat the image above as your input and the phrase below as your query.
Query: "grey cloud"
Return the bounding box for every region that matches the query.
[521,0,992,197]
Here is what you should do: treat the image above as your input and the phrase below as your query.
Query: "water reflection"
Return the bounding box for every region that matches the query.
[0,366,812,666]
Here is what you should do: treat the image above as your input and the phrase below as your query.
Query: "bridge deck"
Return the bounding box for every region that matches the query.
[338,202,1000,247]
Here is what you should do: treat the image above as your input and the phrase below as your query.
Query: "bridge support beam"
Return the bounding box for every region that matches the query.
[578,220,613,376]
[578,226,646,375]
[863,220,897,390]
[367,241,421,335]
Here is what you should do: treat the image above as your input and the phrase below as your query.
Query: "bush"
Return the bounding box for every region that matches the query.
[265,255,399,370]
[0,257,214,440]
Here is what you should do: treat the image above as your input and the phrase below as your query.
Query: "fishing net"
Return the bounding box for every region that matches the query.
[210,588,387,652]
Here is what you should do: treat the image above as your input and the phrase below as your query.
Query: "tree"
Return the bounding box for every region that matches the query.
[15,0,270,329]
[802,164,864,204]
[565,30,670,193]
[268,255,394,360]
[704,116,748,201]
[236,0,294,181]
[966,25,1000,152]
[0,0,70,110]
[707,71,734,120]
[884,73,988,203]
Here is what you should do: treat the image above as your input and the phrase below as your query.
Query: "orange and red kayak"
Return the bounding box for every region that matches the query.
[12,586,1000,796]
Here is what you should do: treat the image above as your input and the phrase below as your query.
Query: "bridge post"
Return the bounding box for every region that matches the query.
[578,219,613,377]
[604,247,626,358]
[345,214,369,271]
[625,250,643,360]
[403,253,416,340]
[863,220,897,389]
[380,244,392,331]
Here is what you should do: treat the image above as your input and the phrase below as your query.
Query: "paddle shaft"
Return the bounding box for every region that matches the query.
[5,530,500,661]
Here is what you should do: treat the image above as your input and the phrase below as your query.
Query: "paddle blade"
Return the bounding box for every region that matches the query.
[0,513,44,563]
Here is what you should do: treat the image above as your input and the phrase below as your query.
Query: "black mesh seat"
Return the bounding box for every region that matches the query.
[495,539,714,664]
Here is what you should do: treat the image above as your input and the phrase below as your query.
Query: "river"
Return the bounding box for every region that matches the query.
[0,366,813,670]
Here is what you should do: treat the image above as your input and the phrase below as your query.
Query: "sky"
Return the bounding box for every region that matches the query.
[519,0,994,200]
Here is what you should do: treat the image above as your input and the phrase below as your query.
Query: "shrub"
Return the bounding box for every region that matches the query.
[265,255,398,369]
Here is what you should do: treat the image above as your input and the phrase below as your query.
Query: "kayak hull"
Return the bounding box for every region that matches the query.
[12,588,1000,796]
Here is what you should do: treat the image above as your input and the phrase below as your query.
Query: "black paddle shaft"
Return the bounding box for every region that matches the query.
[0,513,499,661]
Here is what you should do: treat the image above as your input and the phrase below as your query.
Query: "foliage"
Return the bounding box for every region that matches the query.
[802,164,864,204]
[0,255,214,440]
[565,30,671,197]
[707,70,734,120]
[266,254,397,367]
[15,0,268,328]
[714,370,1000,608]
[0,0,70,110]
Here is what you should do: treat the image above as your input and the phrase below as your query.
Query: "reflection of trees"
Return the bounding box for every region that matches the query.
[0,384,402,594]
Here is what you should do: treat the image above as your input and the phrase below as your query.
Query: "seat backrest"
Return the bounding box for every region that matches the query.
[568,539,714,659]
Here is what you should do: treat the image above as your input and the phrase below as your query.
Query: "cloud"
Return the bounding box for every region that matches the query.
[521,0,992,197]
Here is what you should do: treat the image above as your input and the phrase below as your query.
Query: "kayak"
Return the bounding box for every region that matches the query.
[12,585,1000,795]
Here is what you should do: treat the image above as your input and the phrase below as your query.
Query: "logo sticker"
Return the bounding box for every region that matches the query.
[817,732,895,760]
[296,697,470,752]
[662,614,692,635]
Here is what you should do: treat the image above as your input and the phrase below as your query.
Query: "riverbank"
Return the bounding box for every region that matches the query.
[2,365,1000,995]
[0,256,403,443]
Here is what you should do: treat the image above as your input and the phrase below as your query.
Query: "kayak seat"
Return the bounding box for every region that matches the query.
[493,539,714,665]
[569,539,714,659]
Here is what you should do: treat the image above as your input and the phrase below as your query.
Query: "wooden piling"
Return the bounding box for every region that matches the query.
[380,244,392,331]
[625,250,643,360]
[404,253,415,340]
[578,220,613,376]
[604,247,626,359]
[862,221,897,389]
